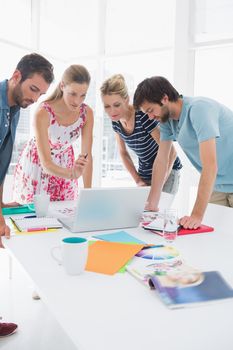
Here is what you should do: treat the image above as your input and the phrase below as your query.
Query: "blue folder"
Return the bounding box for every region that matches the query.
[2,204,35,215]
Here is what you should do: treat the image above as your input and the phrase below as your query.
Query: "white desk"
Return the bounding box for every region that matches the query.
[3,203,233,350]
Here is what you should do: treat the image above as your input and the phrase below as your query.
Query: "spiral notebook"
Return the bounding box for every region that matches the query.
[10,216,63,232]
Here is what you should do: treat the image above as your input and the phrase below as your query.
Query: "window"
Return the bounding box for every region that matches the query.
[194,45,233,109]
[106,0,175,54]
[0,44,28,78]
[194,0,233,42]
[0,0,31,47]
[39,0,99,59]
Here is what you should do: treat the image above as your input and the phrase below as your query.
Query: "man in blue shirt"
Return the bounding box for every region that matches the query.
[0,53,54,336]
[133,76,233,229]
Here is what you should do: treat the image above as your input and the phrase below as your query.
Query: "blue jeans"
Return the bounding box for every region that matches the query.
[145,169,180,195]
[162,169,180,195]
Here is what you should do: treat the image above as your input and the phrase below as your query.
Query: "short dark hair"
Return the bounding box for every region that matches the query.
[16,53,54,84]
[133,76,180,110]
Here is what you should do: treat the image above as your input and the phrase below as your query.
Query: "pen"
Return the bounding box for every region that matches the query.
[143,244,164,250]
[24,215,37,218]
[26,227,62,232]
[27,227,48,232]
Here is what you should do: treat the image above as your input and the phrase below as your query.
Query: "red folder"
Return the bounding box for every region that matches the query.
[178,224,214,236]
[144,224,214,236]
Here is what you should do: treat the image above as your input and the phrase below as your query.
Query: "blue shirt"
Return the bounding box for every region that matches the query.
[0,80,20,185]
[112,111,182,181]
[160,96,233,193]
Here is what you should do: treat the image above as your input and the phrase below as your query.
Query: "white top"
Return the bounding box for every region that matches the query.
[3,202,233,350]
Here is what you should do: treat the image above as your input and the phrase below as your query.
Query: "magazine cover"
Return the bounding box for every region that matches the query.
[150,270,233,308]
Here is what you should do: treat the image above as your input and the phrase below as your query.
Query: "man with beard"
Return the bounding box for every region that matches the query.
[0,53,54,336]
[133,76,233,229]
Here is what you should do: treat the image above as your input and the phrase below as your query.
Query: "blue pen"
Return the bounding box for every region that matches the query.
[143,244,164,250]
[24,215,37,218]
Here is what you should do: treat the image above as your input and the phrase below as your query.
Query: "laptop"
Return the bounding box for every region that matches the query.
[58,187,150,233]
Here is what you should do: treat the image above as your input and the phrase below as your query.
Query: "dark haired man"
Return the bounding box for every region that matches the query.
[0,52,54,336]
[134,76,233,229]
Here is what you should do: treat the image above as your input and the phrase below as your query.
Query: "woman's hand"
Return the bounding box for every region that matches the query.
[1,201,21,208]
[71,154,88,179]
[136,179,148,187]
[0,216,10,248]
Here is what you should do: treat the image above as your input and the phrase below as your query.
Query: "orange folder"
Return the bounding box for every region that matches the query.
[85,240,145,275]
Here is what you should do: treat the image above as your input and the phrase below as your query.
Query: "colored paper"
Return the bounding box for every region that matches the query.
[85,241,144,275]
[93,230,146,244]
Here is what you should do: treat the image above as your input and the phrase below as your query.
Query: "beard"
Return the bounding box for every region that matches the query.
[12,83,34,108]
[160,105,170,123]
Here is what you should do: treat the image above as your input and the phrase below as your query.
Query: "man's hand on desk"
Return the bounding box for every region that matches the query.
[179,214,202,229]
[0,216,11,248]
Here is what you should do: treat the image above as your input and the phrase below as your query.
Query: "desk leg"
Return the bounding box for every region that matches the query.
[8,255,12,280]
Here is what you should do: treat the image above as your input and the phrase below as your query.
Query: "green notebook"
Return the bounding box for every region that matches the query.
[2,204,35,215]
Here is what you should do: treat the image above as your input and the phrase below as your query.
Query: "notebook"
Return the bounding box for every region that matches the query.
[10,216,63,232]
[58,187,151,233]
[177,225,214,235]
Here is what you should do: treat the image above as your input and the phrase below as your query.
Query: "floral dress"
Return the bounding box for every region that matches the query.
[13,102,87,203]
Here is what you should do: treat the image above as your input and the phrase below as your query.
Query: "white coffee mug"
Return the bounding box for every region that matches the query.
[28,193,50,217]
[51,237,88,275]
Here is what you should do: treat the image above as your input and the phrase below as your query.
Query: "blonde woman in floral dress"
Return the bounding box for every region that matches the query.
[13,65,93,203]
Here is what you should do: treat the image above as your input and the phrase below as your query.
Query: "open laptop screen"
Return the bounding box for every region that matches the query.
[58,187,175,233]
[59,187,150,233]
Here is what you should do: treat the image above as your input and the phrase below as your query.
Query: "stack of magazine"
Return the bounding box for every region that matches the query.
[126,245,233,309]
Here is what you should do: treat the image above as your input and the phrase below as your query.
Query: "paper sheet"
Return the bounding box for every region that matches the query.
[85,241,144,275]
[93,230,146,244]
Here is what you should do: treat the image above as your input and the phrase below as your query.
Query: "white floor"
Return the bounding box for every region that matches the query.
[0,249,78,350]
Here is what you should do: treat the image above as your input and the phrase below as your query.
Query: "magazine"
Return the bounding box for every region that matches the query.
[126,245,185,289]
[150,270,233,309]
[127,245,233,308]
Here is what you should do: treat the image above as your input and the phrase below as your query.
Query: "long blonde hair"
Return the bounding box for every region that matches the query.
[45,64,91,103]
[100,74,128,99]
